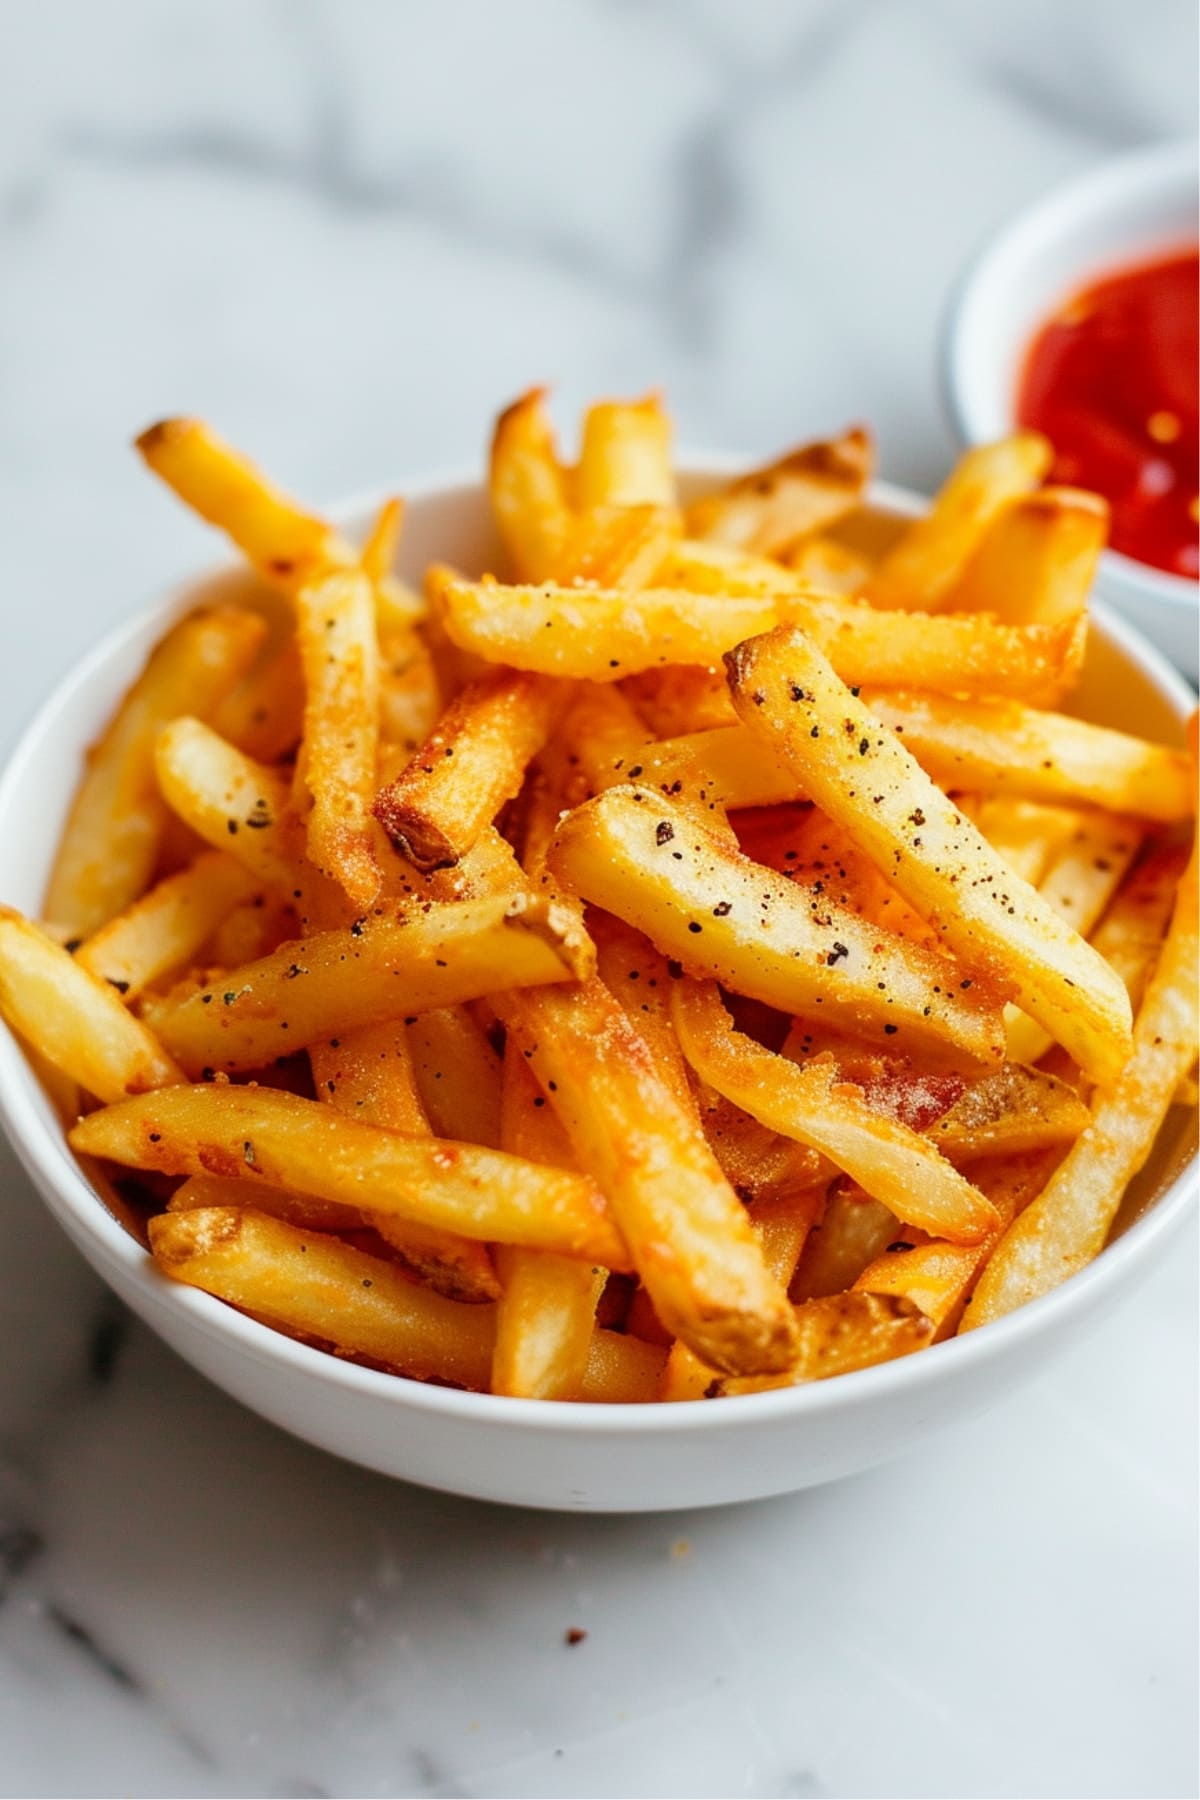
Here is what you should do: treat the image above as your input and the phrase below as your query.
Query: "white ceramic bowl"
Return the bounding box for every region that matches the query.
[0,468,1195,1513]
[942,140,1199,683]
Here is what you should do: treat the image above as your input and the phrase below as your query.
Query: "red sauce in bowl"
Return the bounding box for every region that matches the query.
[1016,248,1199,579]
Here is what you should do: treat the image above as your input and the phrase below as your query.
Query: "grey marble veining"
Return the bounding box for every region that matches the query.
[0,3,1196,1796]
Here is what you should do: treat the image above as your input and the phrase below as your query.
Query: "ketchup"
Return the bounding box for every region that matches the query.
[1016,248,1199,579]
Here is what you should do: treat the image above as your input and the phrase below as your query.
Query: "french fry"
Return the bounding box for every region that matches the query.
[154,717,298,888]
[791,1185,903,1301]
[686,428,872,556]
[167,1172,361,1233]
[620,665,737,736]
[948,487,1108,626]
[147,889,594,1075]
[589,911,697,1115]
[74,851,260,1001]
[694,1083,827,1201]
[783,535,873,593]
[553,504,679,590]
[741,803,939,949]
[926,1063,1090,1164]
[719,1292,935,1394]
[1004,811,1143,1066]
[45,606,266,938]
[965,826,1199,1325]
[0,908,182,1102]
[548,787,1007,1070]
[360,496,404,586]
[309,1019,501,1302]
[407,1006,504,1148]
[865,432,1052,610]
[295,568,381,908]
[969,797,1081,887]
[728,628,1134,1084]
[72,1086,630,1266]
[489,387,573,581]
[212,639,305,763]
[863,691,1193,824]
[576,395,674,508]
[136,418,420,627]
[150,1208,496,1388]
[1088,844,1189,1014]
[208,891,298,968]
[494,978,799,1375]
[378,625,442,753]
[374,667,565,870]
[578,1329,668,1402]
[671,980,997,1243]
[432,565,776,682]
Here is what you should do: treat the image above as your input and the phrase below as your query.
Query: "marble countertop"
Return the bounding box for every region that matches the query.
[0,3,1196,1796]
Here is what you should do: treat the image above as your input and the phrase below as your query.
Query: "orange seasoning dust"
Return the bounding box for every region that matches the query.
[1017,247,1199,579]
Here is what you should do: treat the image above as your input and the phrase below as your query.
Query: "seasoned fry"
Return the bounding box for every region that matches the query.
[548,787,1007,1070]
[374,667,564,869]
[728,628,1134,1084]
[495,978,799,1375]
[621,665,737,737]
[45,606,265,938]
[73,1086,630,1266]
[719,1293,935,1394]
[865,432,1052,610]
[147,889,594,1075]
[212,639,305,763]
[686,428,872,556]
[407,1006,504,1148]
[969,798,1081,888]
[154,717,298,888]
[1088,844,1189,1014]
[167,1172,361,1233]
[553,504,679,590]
[577,395,674,508]
[0,908,182,1102]
[75,851,260,1001]
[672,980,997,1243]
[927,1063,1090,1164]
[489,387,573,581]
[432,565,776,682]
[378,625,442,753]
[295,568,381,908]
[948,487,1108,626]
[150,1207,496,1387]
[965,829,1199,1325]
[136,418,420,627]
[863,691,1193,824]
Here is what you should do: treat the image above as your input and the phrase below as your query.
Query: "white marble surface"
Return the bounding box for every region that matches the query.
[0,4,1196,1796]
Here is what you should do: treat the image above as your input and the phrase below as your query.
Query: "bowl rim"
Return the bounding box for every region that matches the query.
[0,462,1195,1435]
[940,138,1199,613]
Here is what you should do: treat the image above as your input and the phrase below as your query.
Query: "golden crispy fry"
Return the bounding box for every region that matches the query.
[747,803,939,949]
[360,496,404,586]
[555,683,650,800]
[167,1172,358,1231]
[154,717,298,887]
[548,787,1007,1070]
[150,1207,496,1387]
[577,395,674,508]
[309,1019,500,1302]
[694,1081,828,1200]
[136,418,420,627]
[374,668,564,869]
[1004,811,1143,1065]
[672,980,997,1243]
[791,1186,902,1301]
[296,568,381,908]
[589,911,698,1115]
[783,535,873,593]
[73,1086,629,1266]
[75,851,260,1001]
[969,797,1081,887]
[578,1329,668,1402]
[0,908,181,1102]
[965,828,1199,1325]
[948,487,1108,626]
[431,565,776,681]
[1088,844,1189,1014]
[927,1063,1090,1164]
[620,665,737,736]
[489,388,573,582]
[378,625,442,754]
[686,428,872,556]
[553,505,679,589]
[719,1292,935,1394]
[212,639,305,763]
[863,691,1194,824]
[494,978,799,1375]
[45,607,265,938]
[728,628,1133,1084]
[407,1006,504,1147]
[147,889,594,1075]
[865,432,1052,611]
[208,891,297,968]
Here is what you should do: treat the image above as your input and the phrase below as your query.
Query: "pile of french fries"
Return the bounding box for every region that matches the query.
[1,391,1195,1403]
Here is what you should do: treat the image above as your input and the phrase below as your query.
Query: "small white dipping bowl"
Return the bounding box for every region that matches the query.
[942,140,1199,683]
[0,467,1195,1513]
